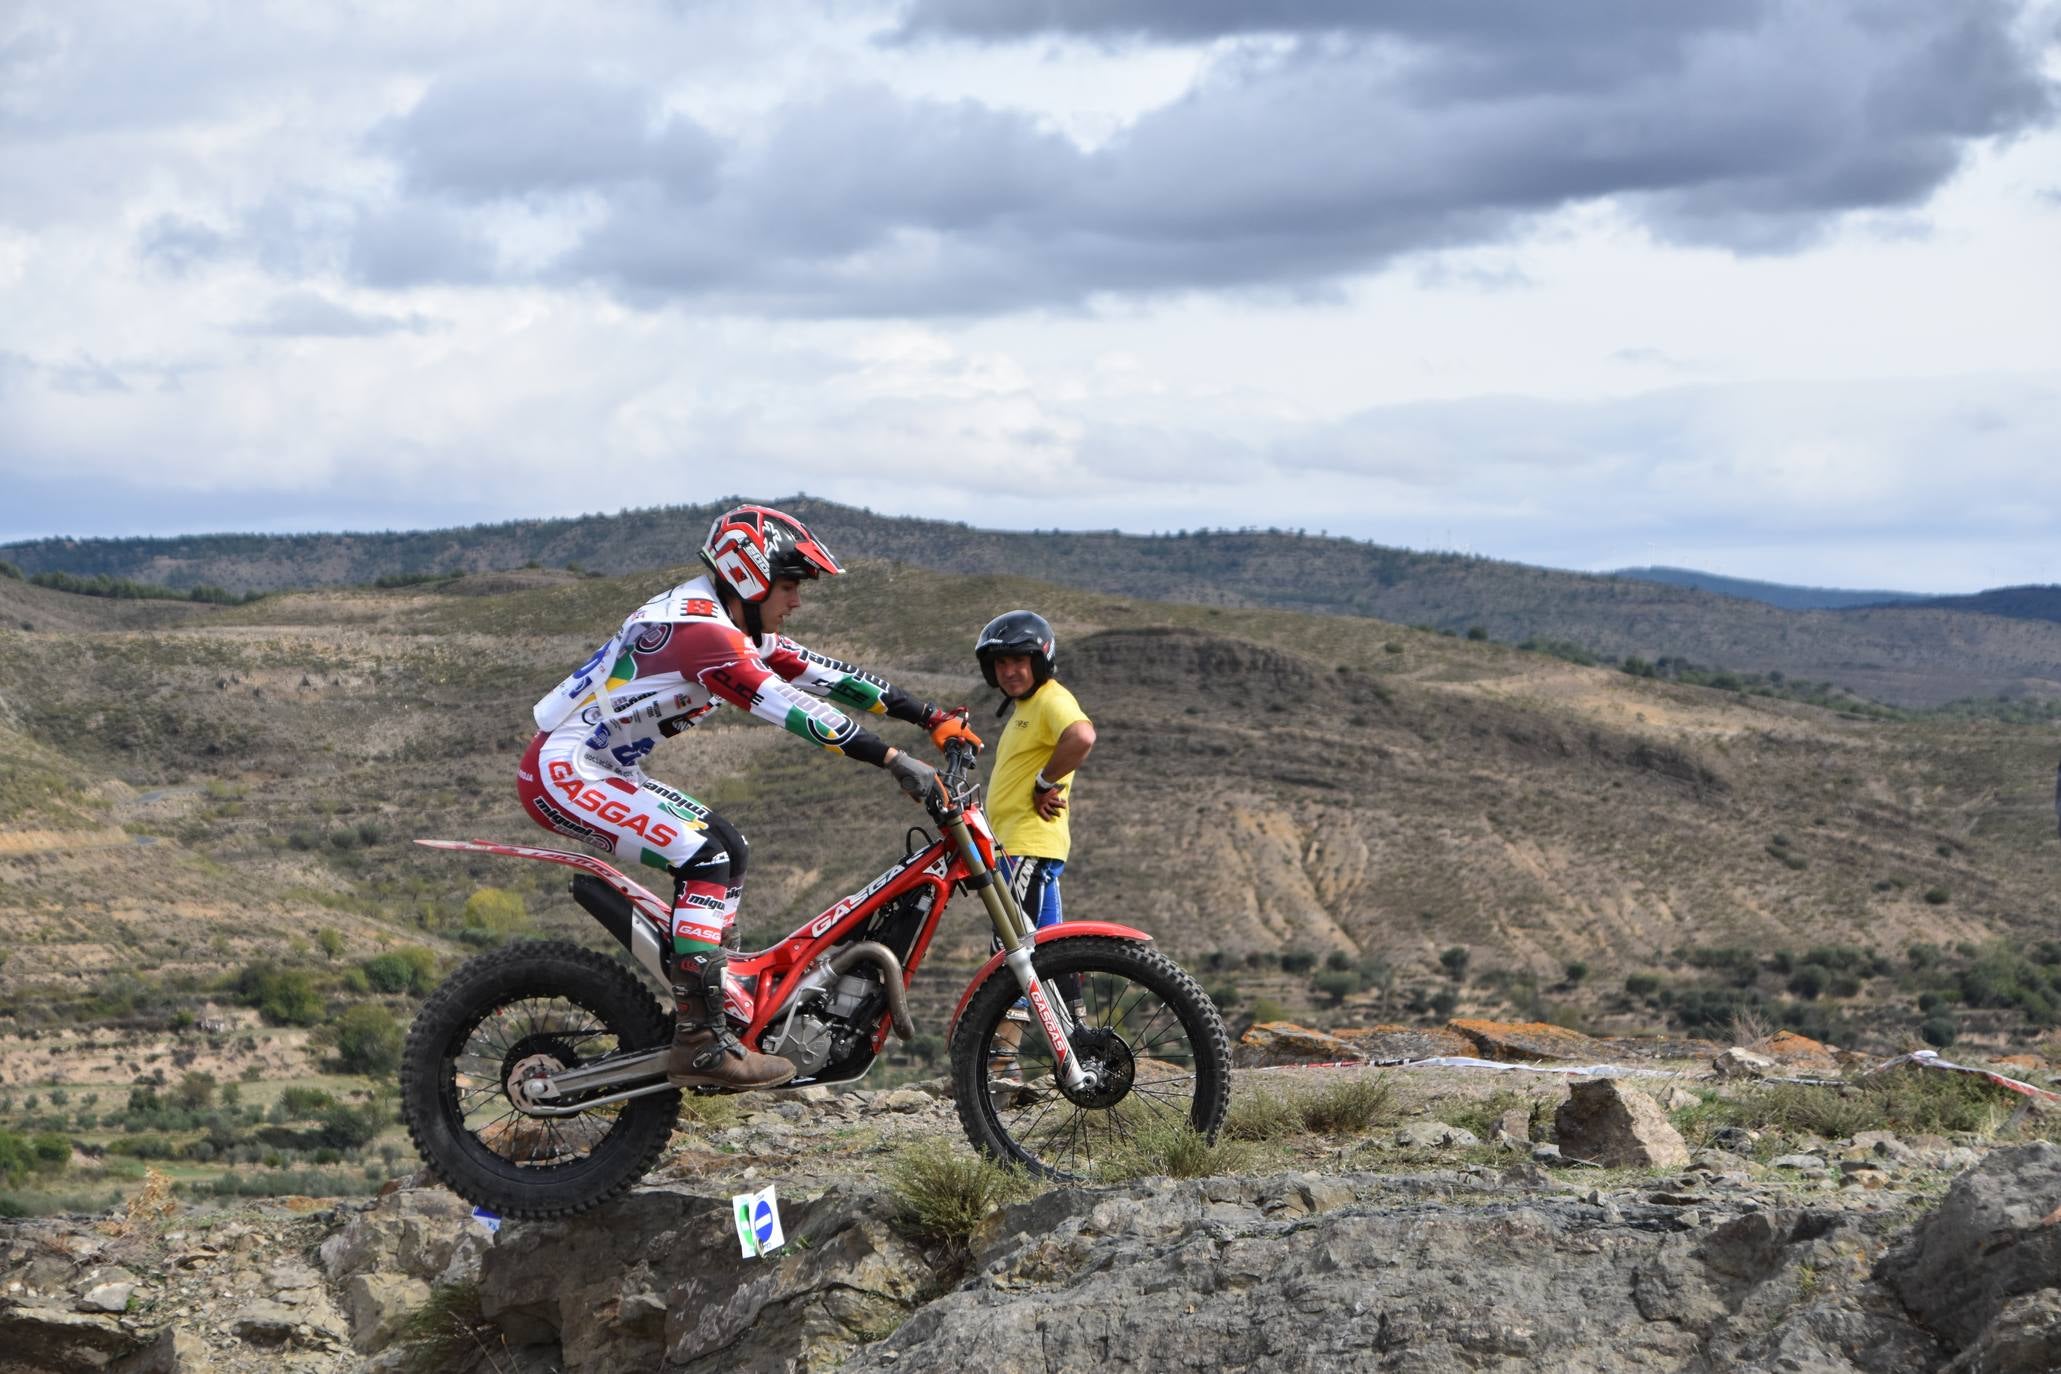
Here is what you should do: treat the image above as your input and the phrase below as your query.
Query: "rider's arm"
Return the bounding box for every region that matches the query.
[760,636,946,728]
[686,626,896,767]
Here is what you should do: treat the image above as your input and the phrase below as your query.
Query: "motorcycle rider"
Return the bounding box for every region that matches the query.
[518,503,976,1090]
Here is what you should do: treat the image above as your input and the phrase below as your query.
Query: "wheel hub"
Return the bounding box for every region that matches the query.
[1057,1027,1135,1109]
[501,1034,583,1113]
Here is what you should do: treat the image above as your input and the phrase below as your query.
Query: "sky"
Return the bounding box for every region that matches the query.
[2,1,2058,593]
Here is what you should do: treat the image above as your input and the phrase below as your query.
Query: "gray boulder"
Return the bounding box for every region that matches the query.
[1879,1141,2061,1361]
[1554,1079,1690,1168]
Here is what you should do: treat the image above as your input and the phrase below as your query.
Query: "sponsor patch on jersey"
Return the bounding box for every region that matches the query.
[529,795,615,855]
[631,624,673,655]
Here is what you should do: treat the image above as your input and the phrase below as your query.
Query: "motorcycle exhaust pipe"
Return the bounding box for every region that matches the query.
[829,941,916,1041]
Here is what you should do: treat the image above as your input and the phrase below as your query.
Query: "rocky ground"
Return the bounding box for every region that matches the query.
[6,1035,2061,1374]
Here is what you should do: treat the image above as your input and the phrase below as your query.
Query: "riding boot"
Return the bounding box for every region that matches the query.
[666,950,795,1090]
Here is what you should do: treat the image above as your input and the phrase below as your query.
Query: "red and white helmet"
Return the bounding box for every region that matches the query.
[699,503,844,604]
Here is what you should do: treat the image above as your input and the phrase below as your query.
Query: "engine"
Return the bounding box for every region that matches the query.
[760,971,884,1078]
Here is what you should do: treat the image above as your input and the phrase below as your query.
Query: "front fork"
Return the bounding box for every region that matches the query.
[942,811,1093,1094]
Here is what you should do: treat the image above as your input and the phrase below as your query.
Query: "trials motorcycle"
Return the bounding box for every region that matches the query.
[400,735,1231,1218]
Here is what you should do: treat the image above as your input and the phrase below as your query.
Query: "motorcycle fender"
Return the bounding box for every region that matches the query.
[947,922,1153,1036]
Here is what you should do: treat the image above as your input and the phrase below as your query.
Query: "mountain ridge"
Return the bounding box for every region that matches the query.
[6,499,2061,709]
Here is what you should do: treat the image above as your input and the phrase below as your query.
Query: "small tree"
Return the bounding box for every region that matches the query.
[315,927,346,960]
[462,888,529,934]
[326,1004,404,1076]
[1439,947,1471,981]
[173,1071,217,1111]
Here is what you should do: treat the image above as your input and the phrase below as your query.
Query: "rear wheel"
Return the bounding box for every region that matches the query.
[401,939,679,1218]
[950,937,1230,1178]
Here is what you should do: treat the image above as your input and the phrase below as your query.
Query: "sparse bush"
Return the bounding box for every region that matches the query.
[389,1282,496,1374]
[1439,947,1470,981]
[1313,971,1359,1005]
[1925,889,1950,906]
[886,1139,1035,1247]
[1223,1088,1303,1142]
[1250,997,1291,1024]
[1096,1114,1253,1182]
[1296,1077,1397,1136]
[1624,973,1662,999]
[1280,948,1318,975]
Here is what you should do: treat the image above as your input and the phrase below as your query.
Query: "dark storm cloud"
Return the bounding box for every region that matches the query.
[148,1,2044,316]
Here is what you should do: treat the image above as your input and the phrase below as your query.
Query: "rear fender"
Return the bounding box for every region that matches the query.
[948,922,1152,1036]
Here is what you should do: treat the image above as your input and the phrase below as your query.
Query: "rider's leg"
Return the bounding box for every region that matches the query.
[660,804,792,1091]
[525,741,791,1090]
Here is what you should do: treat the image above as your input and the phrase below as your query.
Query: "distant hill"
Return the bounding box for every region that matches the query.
[1610,566,1930,611]
[6,500,2061,707]
[1887,585,2061,625]
[2,559,2058,1056]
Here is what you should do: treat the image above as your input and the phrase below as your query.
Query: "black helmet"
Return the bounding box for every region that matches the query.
[975,610,1056,689]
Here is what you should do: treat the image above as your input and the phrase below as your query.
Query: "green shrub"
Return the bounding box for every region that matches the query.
[886,1139,1034,1247]
[362,947,439,995]
[232,964,324,1026]
[1439,947,1470,981]
[1313,971,1359,1005]
[1624,973,1662,998]
[1919,1016,1958,1048]
[325,1004,403,1075]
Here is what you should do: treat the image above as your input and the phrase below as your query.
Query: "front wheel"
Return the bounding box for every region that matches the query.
[950,937,1230,1178]
[401,939,680,1219]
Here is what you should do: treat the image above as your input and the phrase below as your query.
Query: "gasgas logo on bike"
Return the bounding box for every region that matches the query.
[1027,983,1071,1067]
[807,857,915,937]
[545,759,680,847]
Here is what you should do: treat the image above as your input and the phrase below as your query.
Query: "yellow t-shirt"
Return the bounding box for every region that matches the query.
[988,679,1090,861]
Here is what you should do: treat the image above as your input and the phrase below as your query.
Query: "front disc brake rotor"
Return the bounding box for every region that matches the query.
[1057,1027,1135,1109]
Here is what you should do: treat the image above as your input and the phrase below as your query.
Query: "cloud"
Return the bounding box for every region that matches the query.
[368,65,722,203]
[350,2,2049,313]
[232,291,437,338]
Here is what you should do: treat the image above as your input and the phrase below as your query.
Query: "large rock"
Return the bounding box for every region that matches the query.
[1878,1142,2061,1358]
[476,1181,933,1374]
[1448,1019,1609,1063]
[108,1327,214,1374]
[0,1304,146,1370]
[319,1183,490,1289]
[1235,1022,1368,1066]
[1553,1079,1690,1168]
[1333,1025,1477,1061]
[838,1175,1925,1374]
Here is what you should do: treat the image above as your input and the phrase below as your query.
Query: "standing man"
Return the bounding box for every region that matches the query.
[974,611,1095,1081]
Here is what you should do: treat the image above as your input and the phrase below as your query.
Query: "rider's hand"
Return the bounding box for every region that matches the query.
[887,749,944,806]
[929,715,983,753]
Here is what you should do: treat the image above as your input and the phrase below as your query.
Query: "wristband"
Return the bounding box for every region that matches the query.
[1035,771,1061,792]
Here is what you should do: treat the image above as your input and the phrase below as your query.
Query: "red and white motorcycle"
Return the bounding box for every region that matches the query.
[400,735,1230,1218]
